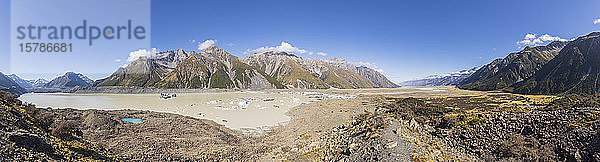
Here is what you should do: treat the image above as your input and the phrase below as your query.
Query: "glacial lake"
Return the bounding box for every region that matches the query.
[18,91,336,130]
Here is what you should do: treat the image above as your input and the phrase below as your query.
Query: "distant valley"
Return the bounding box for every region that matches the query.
[399,67,478,87]
[399,32,600,95]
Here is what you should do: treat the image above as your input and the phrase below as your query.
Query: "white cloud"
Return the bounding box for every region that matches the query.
[358,61,384,73]
[191,40,196,43]
[248,42,308,54]
[594,18,600,24]
[198,40,217,51]
[246,42,331,58]
[359,62,377,68]
[127,48,159,62]
[517,33,567,46]
[114,59,122,62]
[524,33,536,39]
[316,52,328,56]
[538,34,567,42]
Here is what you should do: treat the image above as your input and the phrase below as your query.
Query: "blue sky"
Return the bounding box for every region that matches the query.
[5,0,150,80]
[2,0,600,82]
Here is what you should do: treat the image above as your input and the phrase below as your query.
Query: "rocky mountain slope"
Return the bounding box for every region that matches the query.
[300,58,375,89]
[7,74,33,89]
[43,72,94,89]
[0,91,117,161]
[29,79,48,88]
[459,41,568,91]
[155,46,284,89]
[96,49,189,87]
[7,74,49,90]
[97,47,396,89]
[511,32,600,95]
[399,67,478,86]
[356,66,398,88]
[242,51,330,89]
[0,72,26,95]
[302,57,397,88]
[243,51,397,89]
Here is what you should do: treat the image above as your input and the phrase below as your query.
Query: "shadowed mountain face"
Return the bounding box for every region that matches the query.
[511,32,600,95]
[0,72,27,95]
[242,51,328,89]
[459,41,568,91]
[43,72,93,89]
[155,46,284,89]
[243,51,397,89]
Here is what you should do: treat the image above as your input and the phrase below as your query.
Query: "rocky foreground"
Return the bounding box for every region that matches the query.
[0,92,116,161]
[300,93,600,161]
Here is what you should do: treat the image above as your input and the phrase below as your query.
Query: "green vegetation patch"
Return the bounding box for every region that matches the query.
[569,112,600,129]
[545,94,600,111]
[209,68,234,88]
[384,93,557,129]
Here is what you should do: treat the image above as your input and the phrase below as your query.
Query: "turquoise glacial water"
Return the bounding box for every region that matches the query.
[121,118,144,124]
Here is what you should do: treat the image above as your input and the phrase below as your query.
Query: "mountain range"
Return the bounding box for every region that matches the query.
[154,46,284,89]
[243,51,397,89]
[399,67,478,87]
[43,72,94,89]
[0,46,398,95]
[510,32,600,94]
[95,46,397,89]
[30,79,49,88]
[454,32,600,95]
[5,32,600,96]
[96,49,189,87]
[459,41,568,91]
[91,32,600,94]
[7,74,49,89]
[0,72,27,95]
